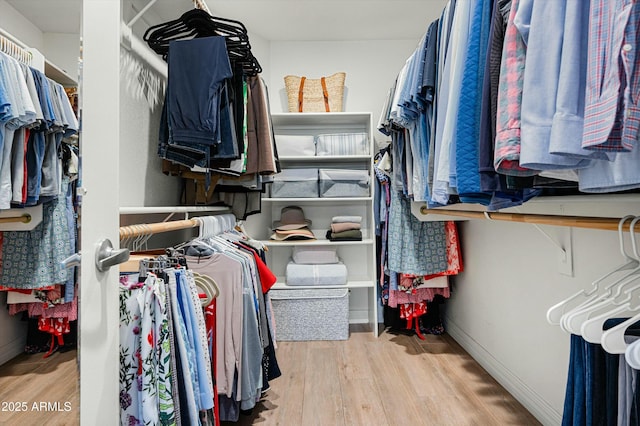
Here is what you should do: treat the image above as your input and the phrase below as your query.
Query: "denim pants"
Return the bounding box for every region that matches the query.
[562,334,586,426]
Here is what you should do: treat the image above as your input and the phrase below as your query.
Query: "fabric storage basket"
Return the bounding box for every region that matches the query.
[270,288,349,341]
[275,134,316,157]
[316,133,369,156]
[286,261,348,286]
[271,168,319,198]
[319,169,369,198]
[292,246,339,264]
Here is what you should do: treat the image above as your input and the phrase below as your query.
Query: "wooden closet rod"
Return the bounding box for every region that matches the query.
[419,207,633,232]
[0,214,31,224]
[119,218,199,240]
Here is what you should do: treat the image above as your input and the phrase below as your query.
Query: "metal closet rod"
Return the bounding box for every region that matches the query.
[419,206,633,232]
[0,214,32,224]
[120,219,199,239]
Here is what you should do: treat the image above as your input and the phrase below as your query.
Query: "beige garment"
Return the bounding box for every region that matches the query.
[185,254,244,399]
[330,222,361,233]
[246,76,277,175]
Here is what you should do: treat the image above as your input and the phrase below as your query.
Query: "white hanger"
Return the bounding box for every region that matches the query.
[625,338,640,369]
[601,309,640,354]
[579,286,640,344]
[578,219,640,342]
[599,219,640,352]
[548,215,637,325]
[560,216,640,333]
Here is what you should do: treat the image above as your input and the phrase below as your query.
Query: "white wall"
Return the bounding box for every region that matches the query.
[0,0,43,51]
[0,292,26,365]
[444,219,632,425]
[249,30,271,85]
[268,40,418,145]
[119,73,181,207]
[43,32,81,80]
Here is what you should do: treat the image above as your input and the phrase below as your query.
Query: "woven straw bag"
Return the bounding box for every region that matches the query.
[284,72,346,112]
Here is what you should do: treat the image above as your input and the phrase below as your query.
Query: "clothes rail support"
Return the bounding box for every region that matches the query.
[419,207,639,233]
[0,213,32,224]
[119,218,200,240]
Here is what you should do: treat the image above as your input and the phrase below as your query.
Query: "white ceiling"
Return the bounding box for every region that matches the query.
[7,0,447,42]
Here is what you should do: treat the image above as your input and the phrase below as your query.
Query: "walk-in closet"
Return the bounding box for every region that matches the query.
[1,0,639,425]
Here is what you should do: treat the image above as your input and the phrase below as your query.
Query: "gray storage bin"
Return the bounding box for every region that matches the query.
[271,168,319,198]
[316,132,369,156]
[275,134,316,156]
[319,169,369,197]
[285,261,348,286]
[270,288,349,341]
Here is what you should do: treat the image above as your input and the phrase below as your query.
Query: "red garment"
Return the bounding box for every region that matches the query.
[253,252,277,293]
[402,221,463,283]
[38,317,71,358]
[9,296,78,320]
[204,299,220,426]
[238,243,277,293]
[388,287,450,309]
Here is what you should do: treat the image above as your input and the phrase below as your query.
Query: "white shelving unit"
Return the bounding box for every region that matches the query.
[252,112,379,336]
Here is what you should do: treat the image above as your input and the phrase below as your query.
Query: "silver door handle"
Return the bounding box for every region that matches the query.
[95,238,130,272]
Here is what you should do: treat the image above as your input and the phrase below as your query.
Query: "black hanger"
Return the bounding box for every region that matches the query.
[143,9,261,75]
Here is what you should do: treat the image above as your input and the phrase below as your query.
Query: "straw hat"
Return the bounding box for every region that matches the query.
[270,228,316,241]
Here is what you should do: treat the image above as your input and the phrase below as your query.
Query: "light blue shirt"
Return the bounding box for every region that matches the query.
[175,269,215,411]
[548,0,609,162]
[516,0,593,170]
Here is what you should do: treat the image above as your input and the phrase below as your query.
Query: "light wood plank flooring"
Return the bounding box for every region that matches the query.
[227,325,540,426]
[0,349,79,425]
[0,327,540,426]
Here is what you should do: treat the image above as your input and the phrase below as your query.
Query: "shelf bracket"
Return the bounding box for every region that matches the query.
[505,209,573,277]
[126,0,159,28]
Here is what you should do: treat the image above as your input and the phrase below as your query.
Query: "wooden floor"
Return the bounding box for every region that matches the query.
[0,349,79,425]
[227,326,540,426]
[0,327,539,426]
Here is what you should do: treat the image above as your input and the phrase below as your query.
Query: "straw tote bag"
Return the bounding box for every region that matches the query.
[284,72,346,112]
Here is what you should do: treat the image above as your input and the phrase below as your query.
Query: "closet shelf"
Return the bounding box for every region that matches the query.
[272,280,374,290]
[263,197,373,203]
[413,194,640,225]
[262,238,375,247]
[44,60,77,87]
[272,112,373,127]
[119,206,229,215]
[279,155,371,162]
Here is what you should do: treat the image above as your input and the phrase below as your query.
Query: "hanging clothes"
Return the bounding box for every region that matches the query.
[0,49,81,335]
[119,225,281,425]
[378,0,640,210]
[148,10,277,218]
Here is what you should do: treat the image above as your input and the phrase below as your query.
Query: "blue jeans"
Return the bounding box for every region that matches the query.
[562,334,586,426]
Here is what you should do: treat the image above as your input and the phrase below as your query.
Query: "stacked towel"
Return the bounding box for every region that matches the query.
[326,216,363,241]
[286,246,347,286]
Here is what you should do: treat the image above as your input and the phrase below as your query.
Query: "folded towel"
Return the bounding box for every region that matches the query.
[331,222,361,233]
[292,246,339,264]
[286,261,348,286]
[326,229,363,241]
[331,215,362,224]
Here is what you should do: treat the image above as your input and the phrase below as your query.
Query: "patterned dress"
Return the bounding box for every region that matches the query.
[387,189,448,276]
[119,274,176,426]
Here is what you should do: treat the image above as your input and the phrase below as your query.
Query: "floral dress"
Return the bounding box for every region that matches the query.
[119,274,176,426]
